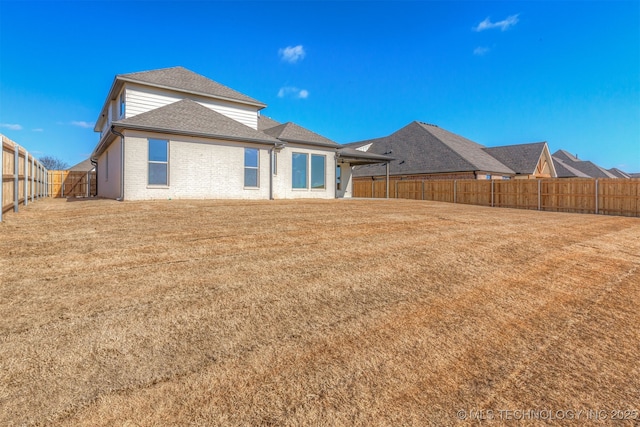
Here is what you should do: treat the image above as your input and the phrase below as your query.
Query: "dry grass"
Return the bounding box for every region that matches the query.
[1,197,639,426]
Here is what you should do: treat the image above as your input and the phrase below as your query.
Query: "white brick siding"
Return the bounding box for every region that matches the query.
[122,131,271,200]
[96,139,122,199]
[272,144,336,199]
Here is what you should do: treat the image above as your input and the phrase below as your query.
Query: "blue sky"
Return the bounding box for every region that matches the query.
[1,1,639,172]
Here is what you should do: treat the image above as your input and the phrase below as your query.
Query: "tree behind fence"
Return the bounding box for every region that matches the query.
[353,178,640,217]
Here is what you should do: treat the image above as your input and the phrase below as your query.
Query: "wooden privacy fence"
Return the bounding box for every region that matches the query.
[353,178,640,217]
[1,135,48,222]
[47,170,96,198]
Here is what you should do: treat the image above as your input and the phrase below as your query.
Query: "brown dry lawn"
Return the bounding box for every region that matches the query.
[0,197,639,426]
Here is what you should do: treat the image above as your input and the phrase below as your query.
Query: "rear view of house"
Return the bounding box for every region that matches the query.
[91,67,387,200]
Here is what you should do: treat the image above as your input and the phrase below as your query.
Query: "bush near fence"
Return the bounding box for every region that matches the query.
[1,135,48,221]
[353,178,640,217]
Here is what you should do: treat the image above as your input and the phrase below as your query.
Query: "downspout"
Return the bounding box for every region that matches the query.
[269,147,273,200]
[109,126,125,201]
[90,157,98,196]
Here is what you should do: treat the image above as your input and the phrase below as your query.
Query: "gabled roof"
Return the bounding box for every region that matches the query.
[351,121,514,177]
[608,168,630,179]
[67,158,95,172]
[119,66,265,107]
[95,67,266,131]
[257,115,281,131]
[93,99,279,156]
[551,150,617,178]
[553,150,580,163]
[263,122,341,148]
[552,157,590,178]
[483,142,549,175]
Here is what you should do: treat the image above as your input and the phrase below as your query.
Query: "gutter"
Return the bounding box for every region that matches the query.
[109,126,125,201]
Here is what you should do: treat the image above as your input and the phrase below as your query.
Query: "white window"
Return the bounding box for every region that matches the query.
[311,155,326,189]
[272,151,277,175]
[244,148,259,187]
[119,92,125,118]
[148,139,169,186]
[292,153,308,189]
[336,165,341,190]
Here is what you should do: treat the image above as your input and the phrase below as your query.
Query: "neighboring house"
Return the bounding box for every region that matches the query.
[66,158,95,172]
[345,121,556,181]
[551,150,620,178]
[91,66,388,200]
[608,168,631,179]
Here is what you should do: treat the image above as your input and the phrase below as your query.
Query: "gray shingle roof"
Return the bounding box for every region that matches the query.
[112,99,279,146]
[351,121,514,177]
[67,158,95,172]
[483,142,547,175]
[257,115,281,131]
[263,122,340,148]
[119,66,265,107]
[552,157,591,178]
[551,150,617,178]
[608,168,630,178]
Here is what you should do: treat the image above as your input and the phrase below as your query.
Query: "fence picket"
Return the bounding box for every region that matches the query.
[353,178,640,217]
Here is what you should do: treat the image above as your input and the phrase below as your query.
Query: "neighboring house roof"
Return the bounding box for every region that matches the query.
[551,150,617,178]
[630,173,640,178]
[257,115,281,131]
[93,99,279,156]
[67,158,95,172]
[608,168,631,179]
[350,121,514,177]
[552,157,591,178]
[119,66,265,108]
[263,122,341,148]
[552,150,580,163]
[483,142,549,175]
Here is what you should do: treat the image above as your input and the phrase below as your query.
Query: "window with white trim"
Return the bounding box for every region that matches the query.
[148,139,169,186]
[244,148,259,187]
[119,92,125,118]
[292,153,308,189]
[311,154,326,189]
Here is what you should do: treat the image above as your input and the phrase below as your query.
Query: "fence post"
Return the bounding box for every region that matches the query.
[595,179,599,215]
[422,181,425,200]
[395,180,398,199]
[371,180,374,198]
[454,180,457,204]
[537,179,541,211]
[14,146,19,212]
[24,151,28,206]
[31,156,35,202]
[491,180,494,207]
